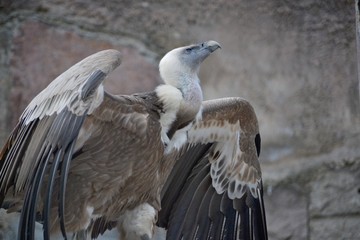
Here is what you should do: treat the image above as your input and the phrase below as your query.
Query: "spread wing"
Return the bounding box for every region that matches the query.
[0,49,122,240]
[158,98,268,240]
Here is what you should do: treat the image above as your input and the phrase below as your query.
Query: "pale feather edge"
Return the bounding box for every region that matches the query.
[187,120,261,199]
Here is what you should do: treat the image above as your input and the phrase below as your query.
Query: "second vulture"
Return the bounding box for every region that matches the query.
[0,40,267,240]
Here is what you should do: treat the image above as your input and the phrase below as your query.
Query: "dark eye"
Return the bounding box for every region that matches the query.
[185,47,192,53]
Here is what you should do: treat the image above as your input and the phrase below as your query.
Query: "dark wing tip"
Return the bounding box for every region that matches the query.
[255,133,261,157]
[159,143,268,240]
[80,70,107,100]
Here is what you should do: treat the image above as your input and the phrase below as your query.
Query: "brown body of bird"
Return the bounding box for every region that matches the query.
[0,41,267,240]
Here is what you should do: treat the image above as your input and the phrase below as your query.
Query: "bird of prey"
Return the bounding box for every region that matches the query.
[0,41,267,240]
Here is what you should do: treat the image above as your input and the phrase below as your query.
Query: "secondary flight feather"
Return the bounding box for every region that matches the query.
[0,41,267,240]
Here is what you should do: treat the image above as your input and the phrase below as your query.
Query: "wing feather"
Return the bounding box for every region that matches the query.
[22,49,121,123]
[193,182,214,239]
[158,97,268,240]
[189,98,261,200]
[158,143,212,228]
[181,173,212,239]
[166,156,210,239]
[0,49,122,240]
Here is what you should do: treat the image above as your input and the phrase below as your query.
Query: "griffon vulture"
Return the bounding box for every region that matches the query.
[0,41,267,240]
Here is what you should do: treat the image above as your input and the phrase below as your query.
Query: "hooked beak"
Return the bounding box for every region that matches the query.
[201,40,221,52]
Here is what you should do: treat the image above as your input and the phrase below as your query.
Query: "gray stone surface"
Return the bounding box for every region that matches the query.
[0,21,12,143]
[309,165,360,218]
[262,136,360,240]
[264,186,308,240]
[310,217,360,240]
[0,0,360,239]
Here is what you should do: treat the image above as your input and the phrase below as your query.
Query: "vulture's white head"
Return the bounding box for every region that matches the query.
[156,41,221,151]
[159,40,221,88]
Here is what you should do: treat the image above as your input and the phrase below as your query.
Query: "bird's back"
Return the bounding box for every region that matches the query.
[59,91,166,225]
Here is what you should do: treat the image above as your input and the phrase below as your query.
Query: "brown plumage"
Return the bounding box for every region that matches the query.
[158,98,266,240]
[0,41,267,240]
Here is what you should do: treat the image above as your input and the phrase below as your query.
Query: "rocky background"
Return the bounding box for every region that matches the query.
[0,0,359,239]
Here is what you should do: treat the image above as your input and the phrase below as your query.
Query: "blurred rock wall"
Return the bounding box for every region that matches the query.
[0,0,359,239]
